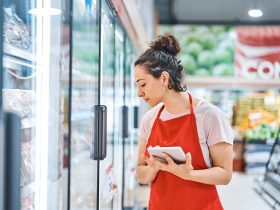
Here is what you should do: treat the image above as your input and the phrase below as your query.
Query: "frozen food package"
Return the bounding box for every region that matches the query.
[21,136,35,187]
[2,89,36,118]
[3,8,31,50]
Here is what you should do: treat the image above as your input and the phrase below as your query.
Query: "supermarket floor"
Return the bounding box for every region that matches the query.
[134,172,278,210]
[217,172,277,210]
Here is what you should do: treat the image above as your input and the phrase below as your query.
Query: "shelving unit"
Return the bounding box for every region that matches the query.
[186,76,280,89]
[3,43,35,62]
[254,129,280,209]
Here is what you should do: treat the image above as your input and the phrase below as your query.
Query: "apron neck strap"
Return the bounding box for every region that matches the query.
[157,93,193,118]
[187,92,194,115]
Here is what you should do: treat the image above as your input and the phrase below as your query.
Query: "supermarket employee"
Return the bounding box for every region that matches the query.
[134,34,234,210]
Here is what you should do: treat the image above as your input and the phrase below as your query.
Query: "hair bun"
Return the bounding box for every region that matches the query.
[150,34,181,56]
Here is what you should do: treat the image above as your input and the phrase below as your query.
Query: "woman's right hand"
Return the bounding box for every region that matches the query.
[143,154,161,173]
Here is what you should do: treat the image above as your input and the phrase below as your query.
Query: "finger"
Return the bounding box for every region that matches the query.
[155,160,167,171]
[143,155,152,165]
[164,154,174,165]
[185,152,192,165]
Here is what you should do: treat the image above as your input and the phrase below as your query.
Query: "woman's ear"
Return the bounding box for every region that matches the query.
[160,71,169,86]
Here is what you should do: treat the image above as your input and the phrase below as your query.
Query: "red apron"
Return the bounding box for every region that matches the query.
[145,93,223,210]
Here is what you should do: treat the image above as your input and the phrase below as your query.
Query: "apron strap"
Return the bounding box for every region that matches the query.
[156,104,165,120]
[187,92,194,115]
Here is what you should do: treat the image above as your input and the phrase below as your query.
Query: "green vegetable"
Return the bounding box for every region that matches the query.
[212,64,234,77]
[210,26,227,35]
[197,51,215,68]
[215,48,232,64]
[185,42,203,58]
[199,34,217,50]
[195,68,211,76]
[180,54,197,75]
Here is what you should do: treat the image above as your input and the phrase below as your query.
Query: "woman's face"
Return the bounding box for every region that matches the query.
[134,65,166,106]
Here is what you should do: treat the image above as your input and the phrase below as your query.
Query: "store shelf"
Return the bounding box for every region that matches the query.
[3,55,36,69]
[3,43,36,62]
[186,77,280,89]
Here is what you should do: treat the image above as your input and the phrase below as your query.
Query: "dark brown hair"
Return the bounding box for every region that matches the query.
[134,34,186,92]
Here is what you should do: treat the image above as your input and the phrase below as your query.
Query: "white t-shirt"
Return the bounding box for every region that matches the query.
[139,101,234,168]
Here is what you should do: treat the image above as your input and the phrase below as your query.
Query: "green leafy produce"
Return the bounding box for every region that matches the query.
[212,63,234,77]
[195,68,211,76]
[185,32,200,43]
[185,42,203,58]
[214,48,232,64]
[180,54,197,75]
[220,39,234,54]
[210,26,227,35]
[199,34,217,50]
[197,51,215,68]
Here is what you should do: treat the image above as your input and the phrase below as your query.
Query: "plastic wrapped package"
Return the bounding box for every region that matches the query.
[3,8,31,50]
[2,89,36,118]
[20,128,35,188]
[21,194,34,210]
[21,141,35,187]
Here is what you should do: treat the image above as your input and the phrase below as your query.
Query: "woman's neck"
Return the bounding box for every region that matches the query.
[162,91,190,114]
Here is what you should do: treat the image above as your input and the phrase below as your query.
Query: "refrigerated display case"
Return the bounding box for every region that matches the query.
[1,0,146,210]
[70,1,137,210]
[2,1,71,210]
[70,0,99,208]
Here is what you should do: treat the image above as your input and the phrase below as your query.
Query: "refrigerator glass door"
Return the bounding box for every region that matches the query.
[2,0,70,210]
[70,0,99,209]
[112,22,126,210]
[99,2,124,209]
[123,38,138,208]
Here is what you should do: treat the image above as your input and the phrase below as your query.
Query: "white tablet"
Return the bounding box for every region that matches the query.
[147,146,186,164]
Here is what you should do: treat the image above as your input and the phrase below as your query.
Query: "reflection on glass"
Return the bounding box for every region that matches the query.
[2,0,70,210]
[99,2,120,210]
[71,0,99,209]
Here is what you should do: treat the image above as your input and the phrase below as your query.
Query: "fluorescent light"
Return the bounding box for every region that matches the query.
[28,8,61,16]
[248,9,263,17]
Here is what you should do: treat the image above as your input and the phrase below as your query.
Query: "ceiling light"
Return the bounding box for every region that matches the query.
[28,8,61,16]
[248,9,263,17]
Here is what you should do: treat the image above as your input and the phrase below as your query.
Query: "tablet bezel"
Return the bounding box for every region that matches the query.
[147,146,186,164]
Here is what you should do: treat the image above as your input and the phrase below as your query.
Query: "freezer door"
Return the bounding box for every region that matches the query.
[70,0,100,209]
[98,2,124,210]
[2,1,71,210]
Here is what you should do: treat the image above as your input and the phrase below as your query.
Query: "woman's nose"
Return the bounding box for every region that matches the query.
[137,88,144,97]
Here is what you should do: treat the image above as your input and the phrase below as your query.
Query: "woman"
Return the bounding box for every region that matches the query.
[134,34,234,210]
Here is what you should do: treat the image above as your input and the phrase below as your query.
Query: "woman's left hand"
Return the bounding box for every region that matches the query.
[154,152,194,180]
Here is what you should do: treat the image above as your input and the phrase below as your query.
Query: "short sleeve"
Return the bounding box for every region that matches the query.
[203,105,234,146]
[138,103,163,141]
[138,115,149,140]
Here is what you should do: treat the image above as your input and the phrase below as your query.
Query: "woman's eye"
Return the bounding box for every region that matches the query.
[141,84,146,87]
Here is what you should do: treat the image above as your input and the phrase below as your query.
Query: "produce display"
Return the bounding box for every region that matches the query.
[234,92,280,142]
[160,25,235,77]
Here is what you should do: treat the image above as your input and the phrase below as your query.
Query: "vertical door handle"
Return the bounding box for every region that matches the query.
[91,105,107,160]
[133,106,139,129]
[122,106,128,138]
[3,112,21,210]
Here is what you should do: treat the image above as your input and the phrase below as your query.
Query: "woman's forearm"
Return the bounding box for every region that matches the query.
[186,167,232,185]
[136,165,159,184]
